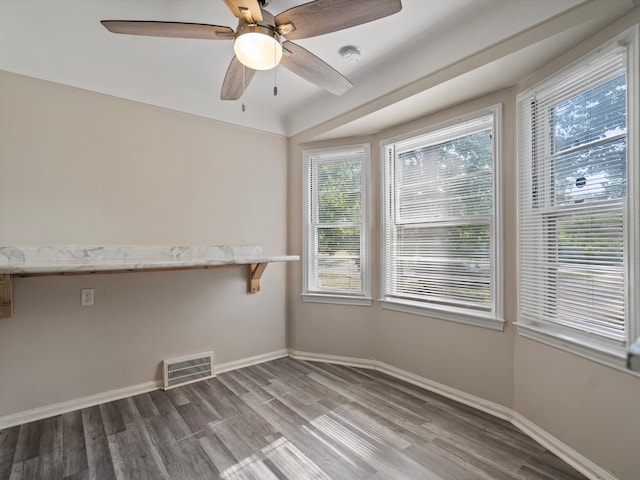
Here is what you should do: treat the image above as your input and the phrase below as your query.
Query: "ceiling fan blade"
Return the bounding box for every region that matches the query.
[223,0,263,23]
[280,41,352,96]
[275,0,402,40]
[101,21,234,40]
[221,56,256,100]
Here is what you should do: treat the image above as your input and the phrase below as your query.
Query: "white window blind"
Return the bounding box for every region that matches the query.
[304,145,369,298]
[383,109,500,322]
[518,44,629,343]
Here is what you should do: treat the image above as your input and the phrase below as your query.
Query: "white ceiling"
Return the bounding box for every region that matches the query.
[0,0,636,139]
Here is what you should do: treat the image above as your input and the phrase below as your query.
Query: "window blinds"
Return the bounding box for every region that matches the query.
[518,46,628,341]
[384,113,496,311]
[306,146,367,295]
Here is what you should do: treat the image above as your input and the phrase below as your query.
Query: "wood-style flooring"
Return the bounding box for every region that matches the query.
[0,357,588,480]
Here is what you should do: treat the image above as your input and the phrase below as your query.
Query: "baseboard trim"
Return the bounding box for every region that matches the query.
[0,348,289,430]
[290,350,510,420]
[375,361,513,422]
[288,350,377,369]
[512,413,618,480]
[214,349,289,374]
[0,348,619,480]
[289,349,617,480]
[0,380,161,430]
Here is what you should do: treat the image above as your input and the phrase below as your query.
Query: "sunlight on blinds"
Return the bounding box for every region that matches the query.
[518,46,627,340]
[306,145,367,295]
[384,112,496,311]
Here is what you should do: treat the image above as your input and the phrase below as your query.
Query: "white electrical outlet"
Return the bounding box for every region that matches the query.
[81,288,94,306]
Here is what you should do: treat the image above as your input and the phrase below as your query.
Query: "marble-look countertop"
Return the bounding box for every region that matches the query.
[0,245,299,274]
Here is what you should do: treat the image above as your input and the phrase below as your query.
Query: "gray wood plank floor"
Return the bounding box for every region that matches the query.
[1,358,588,480]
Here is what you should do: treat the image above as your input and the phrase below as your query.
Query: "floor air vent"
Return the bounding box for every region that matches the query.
[162,351,214,390]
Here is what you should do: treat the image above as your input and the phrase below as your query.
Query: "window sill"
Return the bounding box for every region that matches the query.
[514,322,639,377]
[301,293,373,306]
[380,298,504,331]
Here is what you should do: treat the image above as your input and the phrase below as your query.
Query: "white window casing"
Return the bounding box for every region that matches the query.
[516,26,639,373]
[302,144,371,305]
[381,105,504,330]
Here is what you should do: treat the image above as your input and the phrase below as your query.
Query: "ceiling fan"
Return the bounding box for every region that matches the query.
[101,0,402,101]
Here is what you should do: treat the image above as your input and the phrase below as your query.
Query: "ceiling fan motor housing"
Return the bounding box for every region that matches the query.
[234,11,283,70]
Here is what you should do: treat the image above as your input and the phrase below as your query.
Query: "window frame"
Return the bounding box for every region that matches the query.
[380,105,504,330]
[515,26,640,372]
[302,143,372,306]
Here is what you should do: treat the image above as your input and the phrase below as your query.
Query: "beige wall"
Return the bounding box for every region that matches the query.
[287,15,640,480]
[514,337,640,480]
[0,71,288,417]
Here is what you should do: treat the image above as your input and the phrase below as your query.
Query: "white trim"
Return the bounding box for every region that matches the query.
[302,143,371,299]
[625,25,640,346]
[289,349,618,480]
[511,413,618,480]
[381,104,504,327]
[301,293,373,306]
[291,350,510,419]
[214,349,289,374]
[375,361,512,421]
[289,350,377,369]
[493,103,505,323]
[0,380,161,430]
[516,26,640,372]
[379,298,505,331]
[0,349,289,429]
[0,348,622,480]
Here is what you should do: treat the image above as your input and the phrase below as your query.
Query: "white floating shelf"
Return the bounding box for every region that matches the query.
[0,245,299,318]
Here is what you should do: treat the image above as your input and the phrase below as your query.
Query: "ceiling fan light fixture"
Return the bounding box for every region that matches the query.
[234,24,282,70]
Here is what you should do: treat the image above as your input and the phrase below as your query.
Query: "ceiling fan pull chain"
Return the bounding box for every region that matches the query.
[242,64,246,112]
[274,42,278,96]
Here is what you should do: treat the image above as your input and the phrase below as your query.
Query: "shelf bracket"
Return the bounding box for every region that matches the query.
[249,263,268,293]
[0,274,12,319]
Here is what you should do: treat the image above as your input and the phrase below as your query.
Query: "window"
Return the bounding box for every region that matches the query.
[303,144,371,305]
[517,28,638,368]
[381,106,503,329]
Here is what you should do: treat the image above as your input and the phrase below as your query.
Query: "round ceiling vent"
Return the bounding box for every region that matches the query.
[339,46,362,64]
